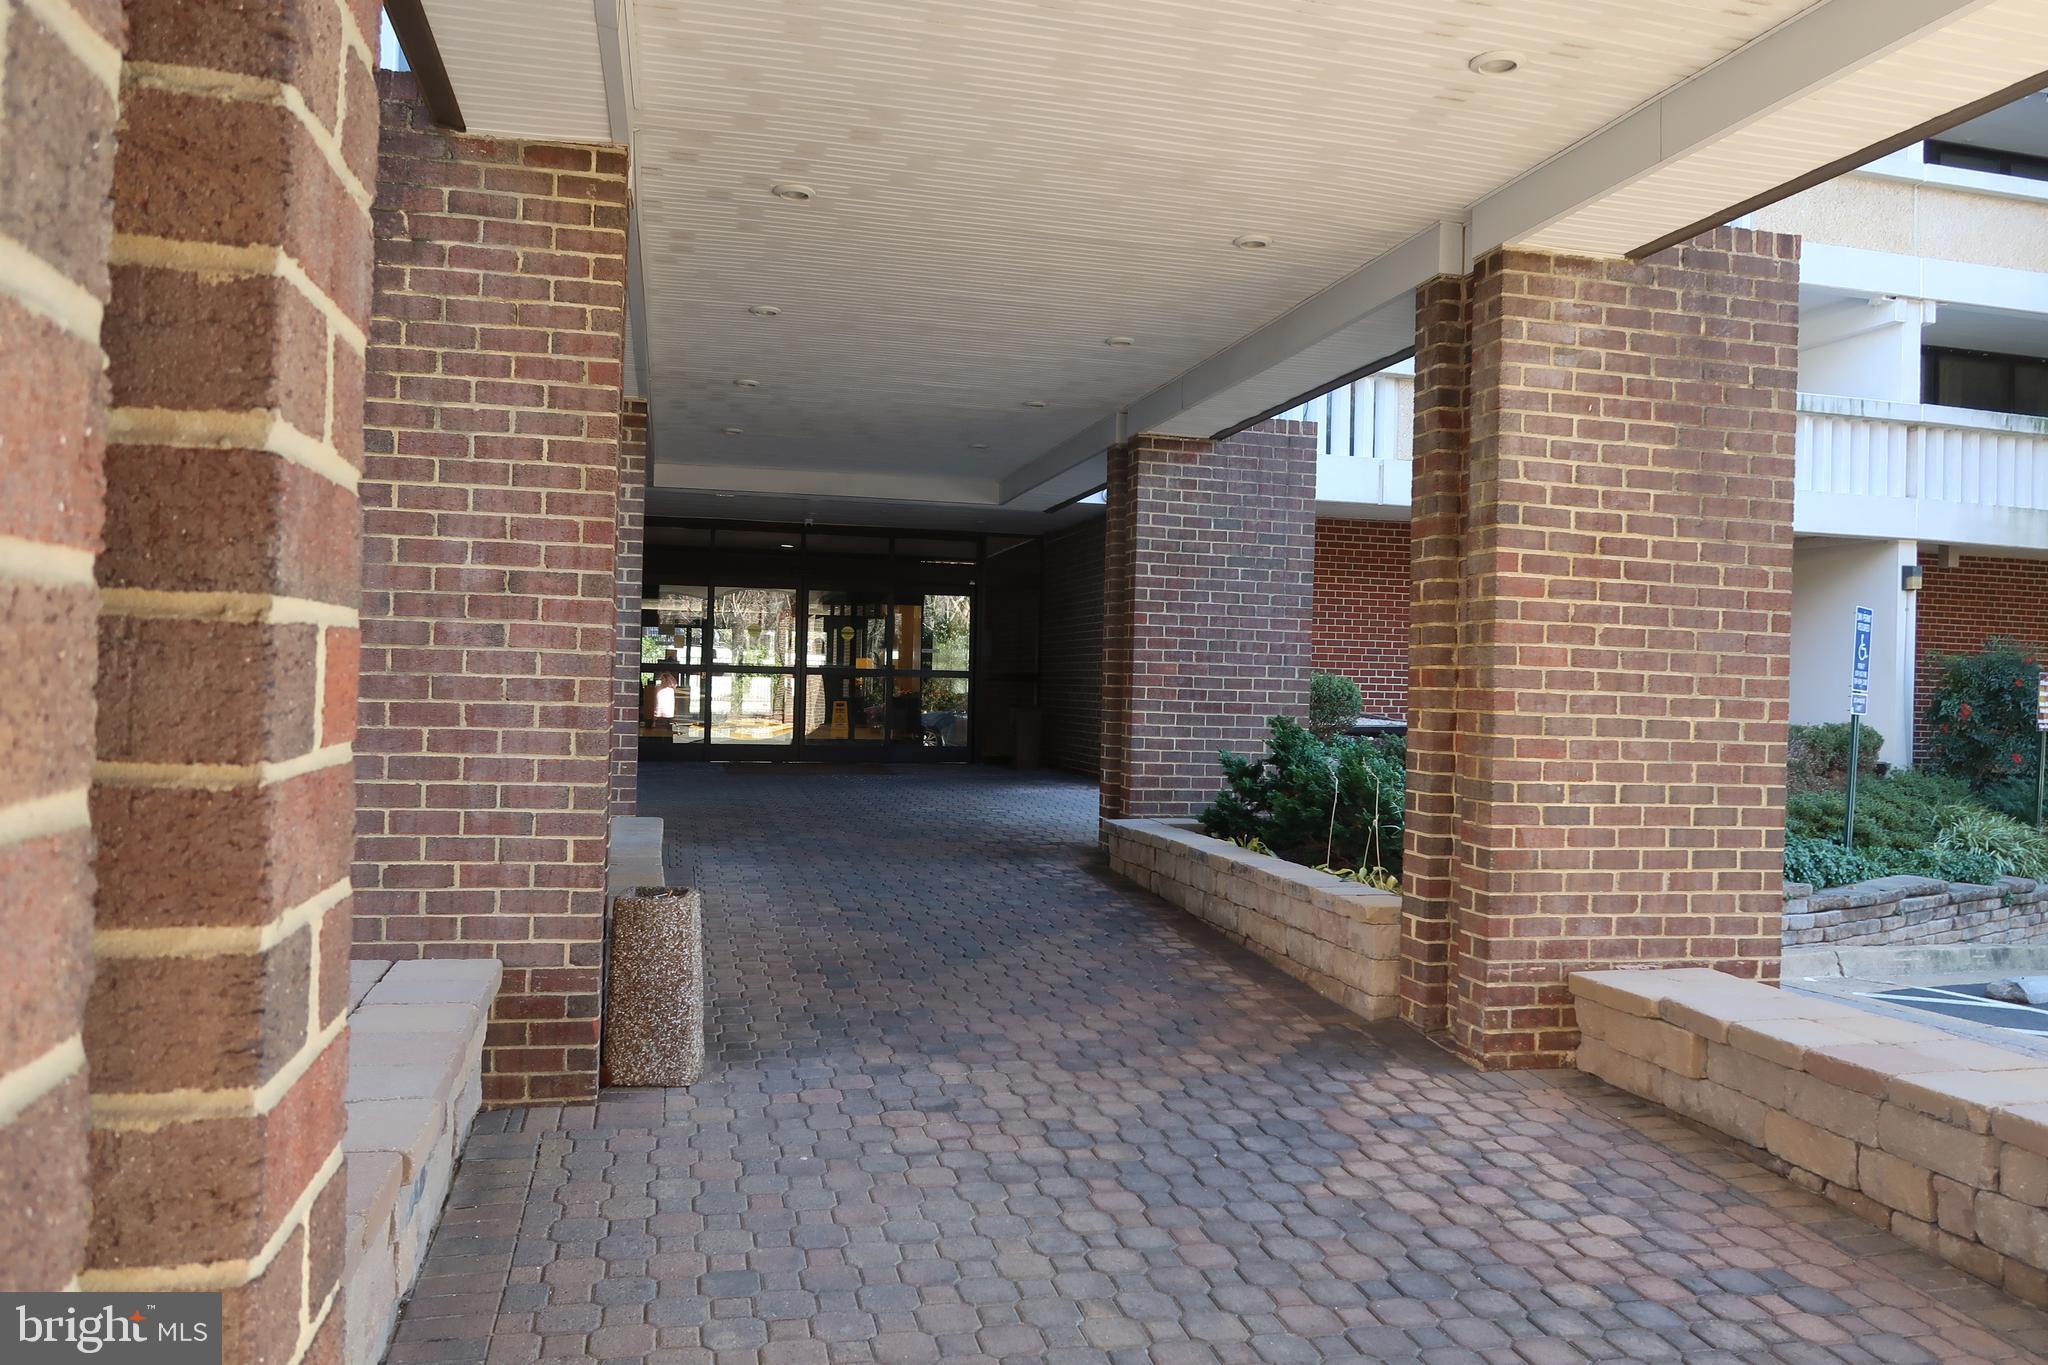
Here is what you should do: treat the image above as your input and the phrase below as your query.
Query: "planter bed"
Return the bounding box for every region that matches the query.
[1103,818,1400,1020]
[1784,875,2048,948]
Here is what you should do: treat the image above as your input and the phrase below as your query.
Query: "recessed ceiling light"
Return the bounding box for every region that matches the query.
[733,378,761,388]
[770,182,815,202]
[970,442,990,449]
[1468,50,1521,75]
[1023,399,1049,408]
[722,426,745,434]
[780,542,795,549]
[1105,336,1135,348]
[747,304,782,317]
[1232,233,1273,251]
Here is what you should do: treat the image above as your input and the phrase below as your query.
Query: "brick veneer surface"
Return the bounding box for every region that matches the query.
[1040,520,1105,777]
[86,0,377,1357]
[610,399,647,817]
[1100,422,1316,820]
[1411,230,1801,1070]
[357,73,628,1104]
[1913,551,2048,765]
[1312,518,1411,719]
[0,0,121,1292]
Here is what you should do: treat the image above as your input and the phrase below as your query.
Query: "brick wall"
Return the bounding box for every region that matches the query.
[1312,518,1410,718]
[1914,551,2048,765]
[1399,274,1470,1038]
[611,398,647,816]
[1409,230,1800,1070]
[1040,519,1105,777]
[0,0,121,1292]
[357,73,628,1104]
[89,0,376,1356]
[1100,422,1316,820]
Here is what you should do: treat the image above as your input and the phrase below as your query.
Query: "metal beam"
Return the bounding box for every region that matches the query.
[654,462,1000,507]
[1468,0,2010,261]
[1000,223,1459,509]
[384,0,465,131]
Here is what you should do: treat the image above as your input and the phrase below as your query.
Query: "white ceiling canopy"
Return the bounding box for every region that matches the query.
[421,0,2048,528]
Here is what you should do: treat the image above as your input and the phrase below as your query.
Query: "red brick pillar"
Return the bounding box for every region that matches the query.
[358,74,628,1104]
[0,0,123,1292]
[1399,275,1470,1037]
[1100,422,1317,821]
[1403,229,1799,1069]
[87,0,376,1355]
[611,398,648,818]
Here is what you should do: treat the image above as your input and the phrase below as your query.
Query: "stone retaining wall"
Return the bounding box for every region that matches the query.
[1784,875,2048,947]
[1571,967,2048,1306]
[1103,819,1400,1020]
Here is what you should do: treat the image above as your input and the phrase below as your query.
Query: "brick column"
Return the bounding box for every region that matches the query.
[1100,422,1317,821]
[610,398,648,818]
[358,74,627,1104]
[1399,275,1469,1037]
[87,0,375,1357]
[1403,229,1799,1070]
[0,0,123,1292]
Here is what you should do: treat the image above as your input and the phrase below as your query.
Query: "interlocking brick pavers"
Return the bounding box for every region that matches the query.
[390,765,2048,1363]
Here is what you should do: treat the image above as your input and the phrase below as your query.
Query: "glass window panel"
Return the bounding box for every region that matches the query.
[639,668,705,744]
[644,585,709,666]
[2016,360,2048,418]
[1935,352,2010,412]
[803,673,887,743]
[713,587,797,666]
[878,676,970,748]
[805,590,891,668]
[893,593,972,672]
[709,671,795,745]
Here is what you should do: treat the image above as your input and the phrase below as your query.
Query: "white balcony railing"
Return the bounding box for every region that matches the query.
[1291,376,2048,550]
[1795,395,2048,545]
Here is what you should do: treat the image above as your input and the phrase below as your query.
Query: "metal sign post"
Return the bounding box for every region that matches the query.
[2037,670,2047,831]
[1846,606,1873,852]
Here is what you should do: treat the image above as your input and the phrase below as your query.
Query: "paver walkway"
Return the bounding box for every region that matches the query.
[390,765,2048,1364]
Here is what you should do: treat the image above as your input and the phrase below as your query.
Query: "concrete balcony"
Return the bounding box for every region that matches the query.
[1796,394,2048,549]
[1299,374,2048,551]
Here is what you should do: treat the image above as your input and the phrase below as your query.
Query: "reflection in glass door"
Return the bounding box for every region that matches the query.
[804,590,889,746]
[890,592,972,751]
[710,588,796,745]
[638,567,976,761]
[641,586,708,745]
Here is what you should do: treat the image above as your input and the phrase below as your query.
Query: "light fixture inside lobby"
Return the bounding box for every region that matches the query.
[747,304,782,317]
[733,377,761,388]
[722,426,744,434]
[1468,50,1521,74]
[1231,233,1273,250]
[769,182,814,202]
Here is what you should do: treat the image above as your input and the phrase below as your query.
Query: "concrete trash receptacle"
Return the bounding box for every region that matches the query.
[601,885,705,1087]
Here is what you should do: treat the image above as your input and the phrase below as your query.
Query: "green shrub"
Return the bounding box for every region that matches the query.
[1981,774,2042,825]
[1923,638,2041,788]
[1931,804,2048,879]
[1783,768,1972,851]
[1786,721,1883,794]
[1199,717,1404,875]
[1784,836,1886,890]
[1307,673,1365,742]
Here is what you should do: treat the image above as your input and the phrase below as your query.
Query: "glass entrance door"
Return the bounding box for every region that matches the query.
[641,571,974,761]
